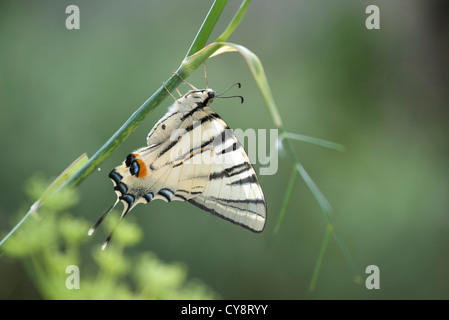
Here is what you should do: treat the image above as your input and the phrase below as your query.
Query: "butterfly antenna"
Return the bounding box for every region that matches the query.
[88,199,119,236]
[216,95,244,104]
[216,82,241,97]
[216,82,244,104]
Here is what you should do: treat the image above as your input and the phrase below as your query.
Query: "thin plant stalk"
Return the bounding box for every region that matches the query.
[0,0,248,254]
[309,224,333,291]
[273,165,298,236]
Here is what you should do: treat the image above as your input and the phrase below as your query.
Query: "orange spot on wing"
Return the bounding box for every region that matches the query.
[136,159,147,178]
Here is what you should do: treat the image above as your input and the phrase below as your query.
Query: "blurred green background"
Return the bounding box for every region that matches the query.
[1,0,448,299]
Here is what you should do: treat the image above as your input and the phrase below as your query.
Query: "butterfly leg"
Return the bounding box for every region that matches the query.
[163,81,179,102]
[171,71,197,90]
[204,62,208,89]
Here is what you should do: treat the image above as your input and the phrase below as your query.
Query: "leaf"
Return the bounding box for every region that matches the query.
[215,0,251,42]
[38,153,88,206]
[185,0,228,57]
[283,132,345,152]
[273,165,297,236]
[184,41,283,128]
[309,224,333,291]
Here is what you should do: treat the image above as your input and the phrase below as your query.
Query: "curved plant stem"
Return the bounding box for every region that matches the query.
[185,0,228,57]
[0,0,249,254]
[1,1,358,290]
[309,224,333,291]
[273,165,297,236]
[0,209,33,253]
[216,0,251,42]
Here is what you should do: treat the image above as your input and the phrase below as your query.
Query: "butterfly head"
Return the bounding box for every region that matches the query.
[177,88,216,112]
[146,88,215,146]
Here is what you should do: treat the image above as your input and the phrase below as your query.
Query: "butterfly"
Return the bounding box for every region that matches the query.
[89,81,267,249]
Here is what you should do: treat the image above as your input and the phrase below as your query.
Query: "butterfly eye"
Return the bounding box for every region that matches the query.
[161,124,166,130]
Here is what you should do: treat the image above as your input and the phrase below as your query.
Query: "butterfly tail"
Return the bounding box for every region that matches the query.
[100,200,136,250]
[88,198,119,236]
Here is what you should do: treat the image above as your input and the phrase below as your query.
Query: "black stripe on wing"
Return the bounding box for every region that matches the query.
[209,162,252,180]
[156,113,226,160]
[229,174,258,186]
[168,127,228,168]
[188,198,264,233]
[219,142,238,155]
[212,197,265,206]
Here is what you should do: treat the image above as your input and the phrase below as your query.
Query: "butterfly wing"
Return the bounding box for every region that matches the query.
[91,89,266,250]
[187,106,267,232]
[107,91,266,232]
[110,107,216,215]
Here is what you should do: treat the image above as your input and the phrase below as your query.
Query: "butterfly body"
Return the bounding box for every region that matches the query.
[90,88,266,247]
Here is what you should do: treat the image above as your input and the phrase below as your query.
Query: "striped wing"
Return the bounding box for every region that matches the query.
[91,88,266,250]
[188,107,266,232]
[109,102,266,232]
[111,110,216,213]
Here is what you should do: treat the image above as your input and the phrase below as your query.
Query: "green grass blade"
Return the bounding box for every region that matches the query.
[282,138,333,221]
[283,132,345,152]
[195,42,357,282]
[282,136,357,278]
[309,224,333,292]
[185,0,228,57]
[216,0,251,42]
[273,165,297,236]
[294,161,332,219]
[188,42,283,128]
[266,165,297,249]
[1,1,239,252]
[0,208,33,256]
[39,153,88,205]
[333,229,360,282]
[0,154,88,255]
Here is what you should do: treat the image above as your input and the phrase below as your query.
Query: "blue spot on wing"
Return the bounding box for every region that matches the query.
[158,189,173,202]
[130,161,140,176]
[114,182,127,195]
[109,170,122,184]
[144,192,154,203]
[120,194,135,206]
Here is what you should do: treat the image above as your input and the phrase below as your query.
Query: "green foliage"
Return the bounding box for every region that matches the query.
[4,175,216,300]
[0,0,354,297]
[1,0,448,300]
